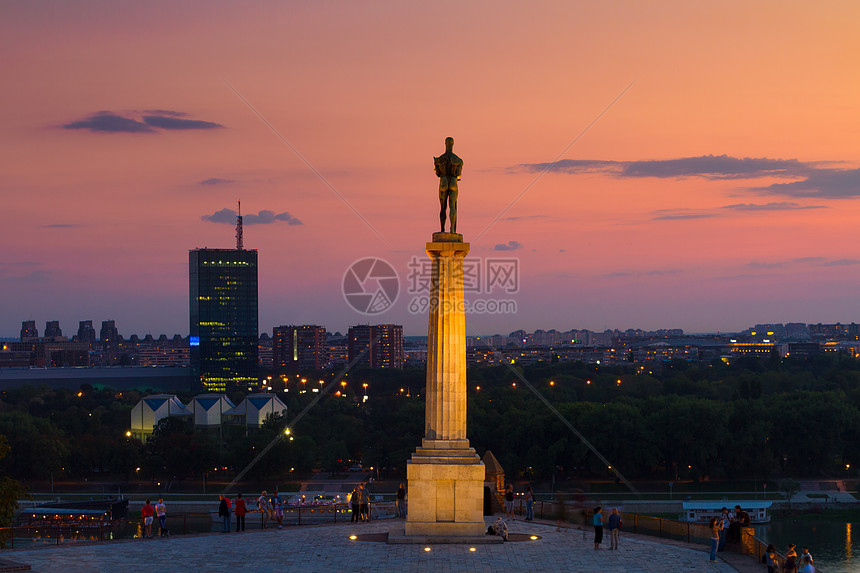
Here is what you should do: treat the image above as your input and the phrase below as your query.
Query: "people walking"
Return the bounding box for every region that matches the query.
[504,484,515,520]
[607,508,621,550]
[593,506,604,550]
[141,499,154,539]
[155,497,168,537]
[234,492,246,532]
[396,483,407,519]
[524,485,534,521]
[218,495,231,533]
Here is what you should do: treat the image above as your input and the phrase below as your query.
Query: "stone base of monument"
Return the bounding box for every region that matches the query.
[397,439,490,542]
[431,231,463,243]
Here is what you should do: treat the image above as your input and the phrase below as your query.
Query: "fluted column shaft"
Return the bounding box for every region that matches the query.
[424,241,469,442]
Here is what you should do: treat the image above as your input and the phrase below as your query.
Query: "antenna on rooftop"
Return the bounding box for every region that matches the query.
[236,200,244,250]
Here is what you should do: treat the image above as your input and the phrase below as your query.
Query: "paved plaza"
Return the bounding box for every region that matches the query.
[6,518,740,573]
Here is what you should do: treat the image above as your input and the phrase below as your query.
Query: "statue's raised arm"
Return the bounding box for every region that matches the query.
[434,137,463,234]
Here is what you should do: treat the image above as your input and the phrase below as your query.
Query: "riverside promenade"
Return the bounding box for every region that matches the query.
[6,517,740,573]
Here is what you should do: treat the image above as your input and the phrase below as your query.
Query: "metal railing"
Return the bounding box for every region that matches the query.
[2,502,397,549]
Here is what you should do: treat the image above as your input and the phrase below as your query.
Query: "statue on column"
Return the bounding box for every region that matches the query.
[434,137,463,234]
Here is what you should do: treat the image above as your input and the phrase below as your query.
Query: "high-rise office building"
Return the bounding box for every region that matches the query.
[189,211,258,391]
[273,325,327,371]
[347,324,404,369]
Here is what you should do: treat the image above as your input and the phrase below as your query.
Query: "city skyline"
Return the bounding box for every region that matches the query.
[4,2,860,338]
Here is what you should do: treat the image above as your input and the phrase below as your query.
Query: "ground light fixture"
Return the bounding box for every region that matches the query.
[424,547,431,552]
[349,535,357,540]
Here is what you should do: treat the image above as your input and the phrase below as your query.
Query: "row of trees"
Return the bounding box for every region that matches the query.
[1,353,860,489]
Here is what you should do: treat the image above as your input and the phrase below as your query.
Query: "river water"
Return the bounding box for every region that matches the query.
[754,512,858,573]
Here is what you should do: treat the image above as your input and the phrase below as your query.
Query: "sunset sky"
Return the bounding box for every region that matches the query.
[3,1,860,338]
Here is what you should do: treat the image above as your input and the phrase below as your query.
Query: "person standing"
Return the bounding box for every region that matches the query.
[718,507,730,551]
[783,544,797,572]
[504,484,515,520]
[396,483,406,519]
[257,491,270,529]
[218,495,231,533]
[709,516,722,562]
[798,554,814,573]
[141,499,154,539]
[593,506,604,550]
[607,508,621,550]
[155,497,168,537]
[524,485,535,521]
[271,491,283,529]
[350,485,361,523]
[358,483,369,522]
[234,492,246,532]
[765,544,778,573]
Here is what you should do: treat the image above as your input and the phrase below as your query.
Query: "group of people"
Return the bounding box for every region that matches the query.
[708,505,754,562]
[591,506,623,550]
[254,490,285,530]
[765,543,815,573]
[216,490,284,533]
[139,498,168,538]
[349,482,371,522]
[503,484,535,521]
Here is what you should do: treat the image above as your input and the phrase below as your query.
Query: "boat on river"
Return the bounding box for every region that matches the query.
[681,501,772,524]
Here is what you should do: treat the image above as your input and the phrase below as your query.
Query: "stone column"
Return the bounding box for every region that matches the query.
[402,232,488,541]
[424,238,468,445]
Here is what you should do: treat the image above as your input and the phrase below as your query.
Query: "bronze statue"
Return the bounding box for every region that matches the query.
[434,137,463,234]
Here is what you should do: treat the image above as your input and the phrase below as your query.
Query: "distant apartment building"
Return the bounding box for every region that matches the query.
[273,325,327,371]
[77,320,97,343]
[44,321,63,339]
[809,322,860,341]
[100,320,119,347]
[258,333,273,368]
[8,320,88,367]
[327,338,349,368]
[347,324,404,369]
[20,320,38,341]
[137,335,190,367]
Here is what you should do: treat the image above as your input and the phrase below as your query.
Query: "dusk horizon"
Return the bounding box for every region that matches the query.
[4,1,859,338]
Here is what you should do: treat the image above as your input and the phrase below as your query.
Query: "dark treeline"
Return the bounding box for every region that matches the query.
[1,352,860,487]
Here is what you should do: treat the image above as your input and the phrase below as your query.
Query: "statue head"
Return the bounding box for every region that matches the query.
[445,137,454,151]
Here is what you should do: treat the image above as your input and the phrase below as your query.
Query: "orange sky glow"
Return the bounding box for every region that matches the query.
[3,1,860,337]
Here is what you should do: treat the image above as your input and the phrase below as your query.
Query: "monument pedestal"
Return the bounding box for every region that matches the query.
[398,236,488,542]
[403,439,486,538]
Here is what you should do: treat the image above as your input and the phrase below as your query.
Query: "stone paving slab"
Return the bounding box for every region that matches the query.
[6,518,739,573]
